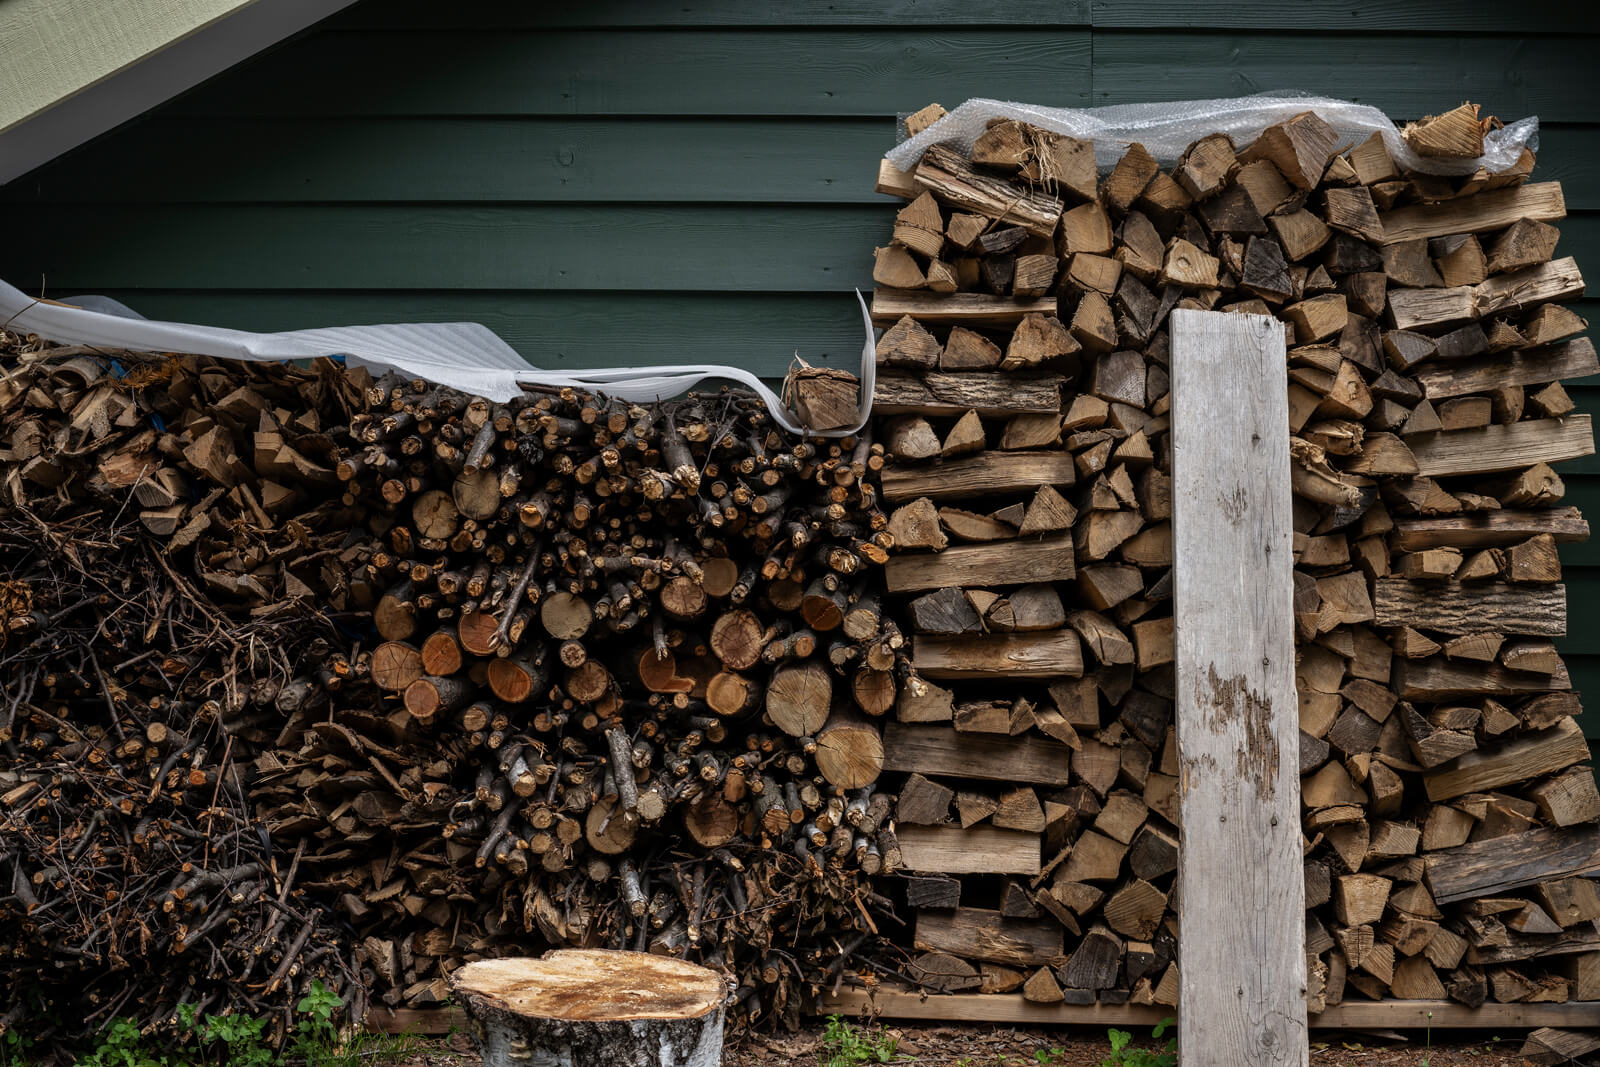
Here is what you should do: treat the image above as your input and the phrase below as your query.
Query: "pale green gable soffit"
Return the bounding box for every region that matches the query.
[0,0,355,183]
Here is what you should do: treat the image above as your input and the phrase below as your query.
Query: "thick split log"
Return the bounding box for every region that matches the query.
[885,536,1077,593]
[1413,338,1598,401]
[1395,657,1573,701]
[898,826,1042,876]
[1377,182,1566,245]
[881,452,1076,503]
[1422,718,1592,801]
[882,724,1072,786]
[1391,508,1589,552]
[871,290,1061,326]
[913,144,1064,238]
[874,371,1062,419]
[1372,581,1566,637]
[1425,825,1600,904]
[913,632,1083,680]
[1407,417,1593,478]
[914,909,1064,968]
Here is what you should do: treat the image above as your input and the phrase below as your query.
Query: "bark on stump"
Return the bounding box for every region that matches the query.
[450,951,728,1067]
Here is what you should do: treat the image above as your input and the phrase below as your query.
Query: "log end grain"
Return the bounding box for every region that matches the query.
[452,951,725,1022]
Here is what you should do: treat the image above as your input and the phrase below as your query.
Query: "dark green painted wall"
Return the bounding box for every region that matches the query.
[2,0,1598,750]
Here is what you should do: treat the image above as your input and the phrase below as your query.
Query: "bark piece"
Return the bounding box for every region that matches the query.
[1372,580,1565,637]
[874,370,1061,419]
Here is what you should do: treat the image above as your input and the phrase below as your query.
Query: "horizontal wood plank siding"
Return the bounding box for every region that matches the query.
[7,119,1600,210]
[39,290,869,371]
[12,204,1598,294]
[155,30,1096,118]
[0,2,1595,740]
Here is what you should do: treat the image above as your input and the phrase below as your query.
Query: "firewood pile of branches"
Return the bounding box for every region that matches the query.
[0,342,367,1041]
[0,332,903,1044]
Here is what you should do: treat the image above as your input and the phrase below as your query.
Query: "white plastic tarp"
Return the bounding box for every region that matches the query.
[0,279,877,437]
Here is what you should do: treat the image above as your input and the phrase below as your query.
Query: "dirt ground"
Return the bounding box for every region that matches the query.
[411,1021,1564,1065]
[728,1023,1542,1066]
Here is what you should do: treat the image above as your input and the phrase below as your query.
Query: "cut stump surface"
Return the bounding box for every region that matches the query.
[452,951,728,1067]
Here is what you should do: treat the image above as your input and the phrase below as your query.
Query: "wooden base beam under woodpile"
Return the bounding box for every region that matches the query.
[367,991,1600,1034]
[811,989,1600,1029]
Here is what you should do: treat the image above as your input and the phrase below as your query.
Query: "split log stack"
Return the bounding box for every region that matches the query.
[865,101,1598,1011]
[4,96,1597,1046]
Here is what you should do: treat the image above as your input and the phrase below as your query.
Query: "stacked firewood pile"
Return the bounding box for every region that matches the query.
[260,375,903,1025]
[0,346,367,1039]
[0,332,904,1038]
[865,101,1597,1008]
[5,96,1596,1044]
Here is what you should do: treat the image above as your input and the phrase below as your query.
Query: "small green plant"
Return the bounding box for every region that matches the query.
[289,983,419,1067]
[1,1030,33,1067]
[73,1019,173,1067]
[1101,1017,1176,1067]
[289,981,343,1061]
[1033,1048,1066,1065]
[1420,1009,1433,1067]
[820,1014,907,1067]
[202,1014,273,1067]
[78,1008,277,1067]
[65,984,416,1067]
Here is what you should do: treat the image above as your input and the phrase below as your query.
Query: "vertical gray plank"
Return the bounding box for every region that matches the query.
[1170,310,1306,1065]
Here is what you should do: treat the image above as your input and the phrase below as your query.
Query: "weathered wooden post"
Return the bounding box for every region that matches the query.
[1170,310,1307,1065]
[451,950,728,1067]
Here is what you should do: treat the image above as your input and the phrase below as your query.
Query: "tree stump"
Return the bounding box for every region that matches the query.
[450,951,728,1067]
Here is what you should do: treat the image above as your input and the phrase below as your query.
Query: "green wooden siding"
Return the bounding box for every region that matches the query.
[1,0,1596,755]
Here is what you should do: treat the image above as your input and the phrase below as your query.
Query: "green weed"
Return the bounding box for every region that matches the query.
[1101,1017,1176,1067]
[73,1018,174,1067]
[0,1031,34,1067]
[63,983,419,1067]
[820,1014,909,1067]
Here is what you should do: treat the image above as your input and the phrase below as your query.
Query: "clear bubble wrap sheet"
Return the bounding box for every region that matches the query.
[888,92,1537,177]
